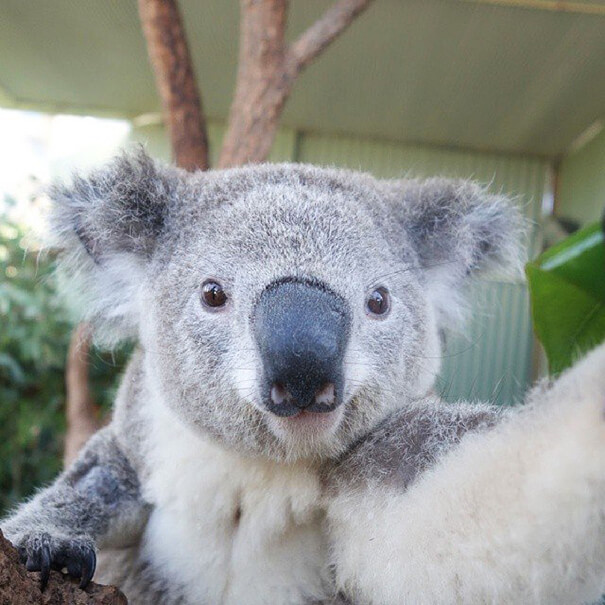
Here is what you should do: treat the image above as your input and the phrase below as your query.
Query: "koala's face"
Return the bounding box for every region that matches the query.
[143,171,438,461]
[52,153,521,462]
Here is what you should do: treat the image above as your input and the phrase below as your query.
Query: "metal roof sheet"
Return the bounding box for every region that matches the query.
[0,0,604,157]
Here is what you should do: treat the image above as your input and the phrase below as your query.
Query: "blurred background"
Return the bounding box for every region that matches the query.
[0,0,604,515]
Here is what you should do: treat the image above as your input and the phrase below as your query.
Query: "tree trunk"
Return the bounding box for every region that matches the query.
[218,0,290,169]
[64,323,101,467]
[138,0,209,171]
[219,0,375,168]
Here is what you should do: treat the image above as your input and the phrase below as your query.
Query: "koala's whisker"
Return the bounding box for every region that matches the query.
[366,257,463,287]
[396,354,452,393]
[344,359,376,365]
[489,373,509,404]
[89,348,124,369]
[404,348,471,361]
[365,265,415,287]
[403,327,488,361]
[344,361,377,368]
[345,379,401,398]
[421,257,465,272]
[232,382,256,397]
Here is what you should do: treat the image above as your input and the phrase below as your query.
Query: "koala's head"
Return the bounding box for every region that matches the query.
[51,150,522,462]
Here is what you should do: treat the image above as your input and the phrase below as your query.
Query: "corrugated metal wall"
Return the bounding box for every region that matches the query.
[132,124,550,405]
[438,281,532,405]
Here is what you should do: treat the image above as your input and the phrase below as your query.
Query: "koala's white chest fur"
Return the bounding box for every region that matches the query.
[141,397,330,605]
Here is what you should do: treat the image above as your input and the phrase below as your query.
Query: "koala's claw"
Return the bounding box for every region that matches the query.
[19,532,96,590]
[79,548,97,588]
[24,540,51,590]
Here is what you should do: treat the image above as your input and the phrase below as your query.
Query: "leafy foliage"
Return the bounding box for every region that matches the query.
[0,209,128,516]
[526,221,605,375]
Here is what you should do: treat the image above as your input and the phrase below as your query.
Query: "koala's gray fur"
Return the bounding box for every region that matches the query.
[323,400,502,494]
[3,150,605,604]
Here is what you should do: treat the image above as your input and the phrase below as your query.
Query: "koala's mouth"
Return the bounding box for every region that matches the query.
[267,381,340,417]
[266,404,344,440]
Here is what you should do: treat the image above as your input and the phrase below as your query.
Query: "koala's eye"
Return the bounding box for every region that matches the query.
[366,287,390,317]
[201,280,228,309]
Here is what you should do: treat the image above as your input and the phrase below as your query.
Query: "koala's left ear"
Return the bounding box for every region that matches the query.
[381,177,524,326]
[49,149,185,344]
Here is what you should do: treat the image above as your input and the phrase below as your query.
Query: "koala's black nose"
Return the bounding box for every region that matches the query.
[253,280,350,417]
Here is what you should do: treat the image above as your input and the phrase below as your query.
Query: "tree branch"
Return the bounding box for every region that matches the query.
[287,0,376,75]
[138,0,210,171]
[219,0,375,168]
[218,0,288,168]
[63,323,101,467]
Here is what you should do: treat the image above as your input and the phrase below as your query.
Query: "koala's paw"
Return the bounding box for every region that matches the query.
[17,532,96,590]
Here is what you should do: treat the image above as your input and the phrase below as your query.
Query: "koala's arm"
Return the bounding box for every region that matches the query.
[326,343,605,605]
[1,427,149,588]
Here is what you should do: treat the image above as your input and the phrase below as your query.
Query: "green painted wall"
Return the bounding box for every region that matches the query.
[131,124,549,405]
[557,126,605,226]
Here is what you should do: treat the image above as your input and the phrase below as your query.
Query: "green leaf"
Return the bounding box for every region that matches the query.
[526,222,605,375]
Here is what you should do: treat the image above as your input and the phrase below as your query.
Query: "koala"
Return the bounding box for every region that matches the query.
[3,149,605,604]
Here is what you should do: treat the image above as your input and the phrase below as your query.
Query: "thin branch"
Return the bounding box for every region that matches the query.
[138,0,209,171]
[287,0,376,75]
[64,323,101,467]
[218,0,289,168]
[219,0,375,168]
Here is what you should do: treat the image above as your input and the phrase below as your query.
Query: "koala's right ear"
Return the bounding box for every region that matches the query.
[49,149,183,344]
